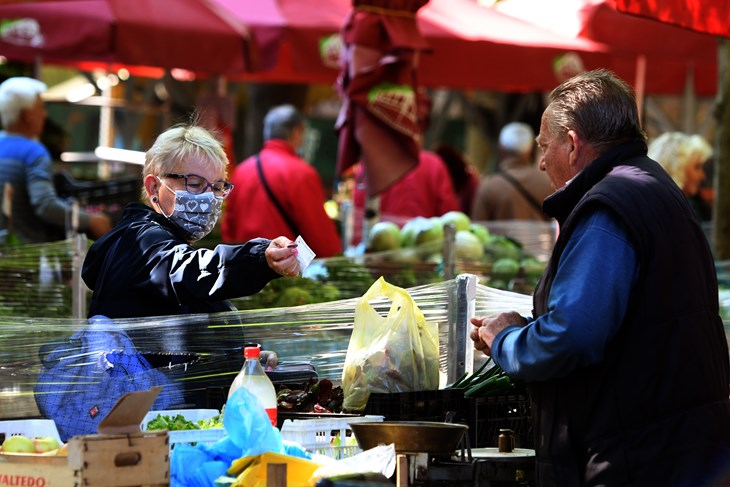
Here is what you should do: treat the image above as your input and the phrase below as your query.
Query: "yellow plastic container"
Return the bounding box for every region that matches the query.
[228,451,322,487]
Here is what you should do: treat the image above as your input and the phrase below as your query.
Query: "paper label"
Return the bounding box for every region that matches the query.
[295,236,316,270]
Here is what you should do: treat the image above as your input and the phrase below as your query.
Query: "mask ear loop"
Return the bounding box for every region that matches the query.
[154,177,175,218]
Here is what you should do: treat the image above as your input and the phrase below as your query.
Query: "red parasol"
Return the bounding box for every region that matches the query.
[614,0,730,39]
[493,0,719,96]
[0,0,251,74]
[214,0,604,91]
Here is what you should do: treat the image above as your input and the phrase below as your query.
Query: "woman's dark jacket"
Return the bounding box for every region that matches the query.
[82,203,279,319]
[532,140,730,486]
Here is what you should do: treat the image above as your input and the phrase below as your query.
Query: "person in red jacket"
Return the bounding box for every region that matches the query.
[221,105,342,257]
[350,149,460,244]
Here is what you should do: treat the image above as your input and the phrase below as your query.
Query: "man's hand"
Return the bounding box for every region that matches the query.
[469,311,526,356]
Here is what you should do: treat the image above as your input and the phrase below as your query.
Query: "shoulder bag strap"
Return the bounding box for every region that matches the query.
[255,154,301,237]
[497,170,549,220]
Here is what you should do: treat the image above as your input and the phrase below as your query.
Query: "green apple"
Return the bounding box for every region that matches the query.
[468,223,490,245]
[367,221,401,252]
[33,436,60,453]
[455,230,485,260]
[2,434,36,453]
[439,211,471,232]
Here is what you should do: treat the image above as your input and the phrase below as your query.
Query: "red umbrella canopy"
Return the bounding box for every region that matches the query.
[493,0,719,96]
[0,0,250,74]
[418,0,605,91]
[615,0,730,39]
[213,0,604,91]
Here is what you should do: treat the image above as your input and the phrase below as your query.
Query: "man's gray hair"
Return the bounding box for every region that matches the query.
[546,69,646,152]
[0,77,47,128]
[263,104,304,141]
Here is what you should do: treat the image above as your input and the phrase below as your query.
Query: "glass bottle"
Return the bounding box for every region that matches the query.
[228,346,277,427]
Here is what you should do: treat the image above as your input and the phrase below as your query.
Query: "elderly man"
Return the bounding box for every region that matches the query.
[221,104,341,257]
[471,121,553,221]
[0,77,111,243]
[470,70,730,486]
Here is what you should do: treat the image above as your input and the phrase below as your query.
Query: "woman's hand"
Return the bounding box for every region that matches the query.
[469,311,526,356]
[265,236,301,277]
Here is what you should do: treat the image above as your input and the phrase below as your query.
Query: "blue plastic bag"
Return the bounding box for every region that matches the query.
[171,387,285,486]
[34,316,184,441]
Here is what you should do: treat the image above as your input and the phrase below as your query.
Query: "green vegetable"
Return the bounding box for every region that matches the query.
[145,411,224,431]
[448,358,521,398]
[146,414,198,431]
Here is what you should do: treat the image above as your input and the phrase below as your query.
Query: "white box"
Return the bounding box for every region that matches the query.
[280,415,384,460]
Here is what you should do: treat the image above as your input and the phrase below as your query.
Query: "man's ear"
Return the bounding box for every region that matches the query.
[567,130,581,168]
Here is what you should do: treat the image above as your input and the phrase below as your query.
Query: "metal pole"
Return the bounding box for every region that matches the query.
[447,274,477,385]
[71,232,88,319]
[442,223,456,280]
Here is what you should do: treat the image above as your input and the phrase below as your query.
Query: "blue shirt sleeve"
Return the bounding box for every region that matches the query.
[491,207,639,381]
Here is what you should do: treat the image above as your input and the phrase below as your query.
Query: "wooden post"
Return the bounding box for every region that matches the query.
[266,463,287,487]
[713,38,730,259]
[396,454,408,487]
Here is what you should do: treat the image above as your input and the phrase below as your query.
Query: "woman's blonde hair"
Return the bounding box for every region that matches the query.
[648,132,712,189]
[142,123,228,201]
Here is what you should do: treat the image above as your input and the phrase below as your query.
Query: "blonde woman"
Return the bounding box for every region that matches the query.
[648,131,712,220]
[82,123,300,319]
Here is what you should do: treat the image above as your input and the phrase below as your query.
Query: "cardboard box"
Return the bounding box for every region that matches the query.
[0,387,170,486]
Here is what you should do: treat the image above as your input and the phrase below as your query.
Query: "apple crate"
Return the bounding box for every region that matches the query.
[0,431,169,487]
[0,419,62,444]
[279,415,383,460]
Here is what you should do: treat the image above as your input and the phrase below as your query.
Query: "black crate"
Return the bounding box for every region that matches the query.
[364,389,478,446]
[475,393,533,449]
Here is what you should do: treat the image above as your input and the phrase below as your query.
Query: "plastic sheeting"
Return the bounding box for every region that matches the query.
[0,276,533,419]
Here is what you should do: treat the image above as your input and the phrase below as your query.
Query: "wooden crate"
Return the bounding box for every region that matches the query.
[0,431,169,487]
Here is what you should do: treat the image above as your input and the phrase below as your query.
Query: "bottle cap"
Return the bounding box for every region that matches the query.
[244,346,261,359]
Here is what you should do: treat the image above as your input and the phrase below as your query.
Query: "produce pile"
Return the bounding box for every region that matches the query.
[231,211,548,310]
[276,379,344,414]
[447,357,524,398]
[145,412,224,431]
[0,434,66,455]
[365,211,546,293]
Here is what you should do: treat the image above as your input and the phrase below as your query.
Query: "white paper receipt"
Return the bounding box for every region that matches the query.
[294,235,316,270]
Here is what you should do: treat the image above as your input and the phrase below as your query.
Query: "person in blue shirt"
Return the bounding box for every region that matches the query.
[0,76,111,243]
[470,69,730,487]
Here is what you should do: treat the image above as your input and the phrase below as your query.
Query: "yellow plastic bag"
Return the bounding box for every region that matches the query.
[342,277,439,412]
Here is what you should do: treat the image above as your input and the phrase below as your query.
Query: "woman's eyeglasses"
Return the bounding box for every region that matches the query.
[163,173,234,198]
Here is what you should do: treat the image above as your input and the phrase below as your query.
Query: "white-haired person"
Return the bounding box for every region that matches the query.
[0,76,111,243]
[82,123,301,319]
[648,131,713,221]
[471,121,554,221]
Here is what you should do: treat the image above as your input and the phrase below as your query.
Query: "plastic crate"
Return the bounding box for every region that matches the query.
[280,415,384,460]
[0,419,62,444]
[142,409,225,449]
[475,393,533,449]
[364,389,477,445]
